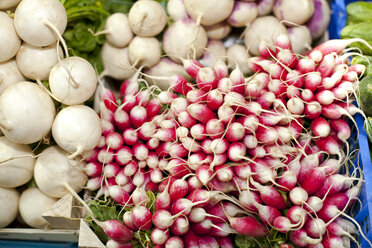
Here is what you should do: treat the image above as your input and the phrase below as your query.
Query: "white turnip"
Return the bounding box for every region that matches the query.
[227,1,258,28]
[244,16,287,56]
[167,0,189,21]
[16,43,63,81]
[227,44,251,75]
[0,187,19,228]
[14,0,67,47]
[34,145,87,198]
[305,0,331,40]
[288,26,312,54]
[128,0,167,37]
[273,0,314,25]
[0,11,21,63]
[52,105,102,158]
[0,82,55,144]
[49,56,97,105]
[128,36,161,68]
[184,0,234,26]
[0,136,35,188]
[18,187,58,228]
[205,22,232,40]
[163,17,208,63]
[0,0,21,10]
[103,13,133,48]
[0,59,25,95]
[257,0,274,16]
[199,40,227,67]
[101,42,135,80]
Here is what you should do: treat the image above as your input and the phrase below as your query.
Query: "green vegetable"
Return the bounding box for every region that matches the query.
[346,1,372,25]
[341,23,372,56]
[358,75,372,116]
[352,55,372,75]
[365,117,372,144]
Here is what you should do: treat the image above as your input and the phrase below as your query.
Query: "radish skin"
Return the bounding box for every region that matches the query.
[0,12,21,62]
[0,187,19,228]
[0,82,55,144]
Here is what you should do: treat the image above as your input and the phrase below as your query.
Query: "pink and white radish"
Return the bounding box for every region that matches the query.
[273,0,315,25]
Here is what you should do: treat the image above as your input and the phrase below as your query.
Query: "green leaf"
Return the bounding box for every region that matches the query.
[146,191,156,213]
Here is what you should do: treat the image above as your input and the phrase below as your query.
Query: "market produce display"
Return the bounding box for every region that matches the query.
[1,0,372,248]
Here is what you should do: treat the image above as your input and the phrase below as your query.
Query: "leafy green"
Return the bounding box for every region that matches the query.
[346,1,372,25]
[146,190,156,213]
[352,55,372,75]
[341,23,372,56]
[234,229,292,248]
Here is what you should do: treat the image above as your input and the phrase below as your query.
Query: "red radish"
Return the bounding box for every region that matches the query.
[101,119,115,136]
[187,103,217,124]
[256,126,279,145]
[287,97,305,115]
[146,137,160,150]
[225,122,245,142]
[165,236,184,248]
[250,178,287,210]
[86,177,103,191]
[215,237,233,248]
[273,216,299,233]
[309,38,372,56]
[314,136,341,155]
[315,90,335,105]
[304,196,324,214]
[321,233,344,248]
[196,67,218,91]
[286,206,308,227]
[180,137,201,153]
[115,146,133,166]
[289,187,308,205]
[289,229,322,247]
[196,166,213,185]
[301,89,314,102]
[114,109,131,131]
[209,138,229,155]
[158,91,177,105]
[304,101,322,119]
[217,77,234,93]
[146,98,162,117]
[171,97,189,115]
[103,163,120,178]
[169,178,189,201]
[257,91,276,109]
[329,119,351,142]
[207,89,224,111]
[84,162,102,178]
[170,75,193,95]
[304,72,322,92]
[206,119,224,138]
[105,132,123,150]
[129,106,147,128]
[132,205,152,230]
[115,169,129,186]
[190,123,207,140]
[154,128,176,142]
[105,240,133,248]
[300,167,327,195]
[132,169,145,186]
[311,117,330,137]
[304,218,326,238]
[108,185,131,206]
[237,115,259,134]
[183,59,203,79]
[228,214,269,237]
[152,210,175,229]
[170,216,189,236]
[123,161,138,177]
[183,230,200,248]
[178,111,197,128]
[297,58,315,74]
[97,148,114,164]
[227,142,246,162]
[151,228,170,246]
[187,176,203,192]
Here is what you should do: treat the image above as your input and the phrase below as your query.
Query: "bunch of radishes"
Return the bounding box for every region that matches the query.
[0,0,103,229]
[83,28,372,247]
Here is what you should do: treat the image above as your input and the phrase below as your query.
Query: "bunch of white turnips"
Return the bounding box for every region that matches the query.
[0,0,101,229]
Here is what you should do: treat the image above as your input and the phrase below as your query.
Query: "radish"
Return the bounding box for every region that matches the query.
[162,18,208,63]
[311,117,330,137]
[151,228,170,246]
[132,205,152,230]
[16,43,63,81]
[0,187,19,228]
[49,56,98,105]
[257,0,274,16]
[287,26,312,54]
[0,12,21,62]
[0,136,35,188]
[227,1,257,28]
[0,82,55,144]
[205,21,232,40]
[14,0,67,47]
[128,0,167,37]
[52,105,102,158]
[183,0,234,26]
[165,236,184,248]
[18,187,58,228]
[34,146,87,198]
[101,42,135,80]
[144,58,191,91]
[305,0,331,40]
[244,16,287,56]
[199,40,227,67]
[128,36,161,68]
[167,0,188,21]
[101,13,133,48]
[273,0,314,25]
[0,59,25,95]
